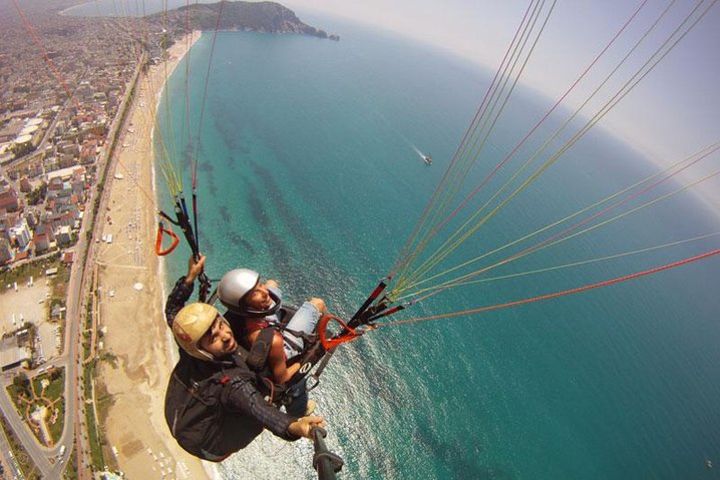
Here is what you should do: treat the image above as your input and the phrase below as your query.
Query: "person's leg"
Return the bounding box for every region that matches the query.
[284,380,309,417]
[282,299,324,359]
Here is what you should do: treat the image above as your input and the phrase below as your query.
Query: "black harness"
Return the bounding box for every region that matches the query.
[237,305,328,406]
[165,357,259,462]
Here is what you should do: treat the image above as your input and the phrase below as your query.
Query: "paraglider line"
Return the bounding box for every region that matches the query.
[383,247,720,327]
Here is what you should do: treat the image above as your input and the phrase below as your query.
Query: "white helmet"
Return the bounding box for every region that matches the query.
[217,268,259,311]
[217,268,281,317]
[172,302,219,361]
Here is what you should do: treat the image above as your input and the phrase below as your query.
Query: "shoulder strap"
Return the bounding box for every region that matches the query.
[171,370,221,407]
[246,327,276,371]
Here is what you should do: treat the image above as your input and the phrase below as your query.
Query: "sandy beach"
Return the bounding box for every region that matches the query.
[95,31,215,480]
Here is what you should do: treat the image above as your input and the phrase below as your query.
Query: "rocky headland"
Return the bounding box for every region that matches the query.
[150,1,340,41]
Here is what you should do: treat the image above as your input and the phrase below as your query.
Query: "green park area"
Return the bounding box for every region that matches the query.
[6,367,66,446]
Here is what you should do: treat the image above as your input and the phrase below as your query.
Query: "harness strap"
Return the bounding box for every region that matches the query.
[171,371,217,407]
[245,317,317,357]
[246,327,274,371]
[281,333,305,355]
[305,348,334,393]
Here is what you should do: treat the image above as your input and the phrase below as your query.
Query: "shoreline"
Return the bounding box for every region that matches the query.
[95,30,214,480]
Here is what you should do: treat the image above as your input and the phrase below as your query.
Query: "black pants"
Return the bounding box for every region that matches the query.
[284,379,309,417]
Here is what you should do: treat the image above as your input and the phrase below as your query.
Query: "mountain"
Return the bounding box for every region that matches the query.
[150,1,339,40]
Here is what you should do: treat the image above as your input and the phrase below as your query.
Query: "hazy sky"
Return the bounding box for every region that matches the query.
[285,0,720,171]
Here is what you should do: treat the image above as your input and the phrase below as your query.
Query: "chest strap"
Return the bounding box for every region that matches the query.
[246,327,275,371]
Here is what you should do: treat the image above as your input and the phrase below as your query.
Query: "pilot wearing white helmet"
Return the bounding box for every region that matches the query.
[217,267,327,415]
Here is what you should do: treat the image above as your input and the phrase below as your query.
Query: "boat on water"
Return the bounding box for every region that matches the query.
[423,154,432,165]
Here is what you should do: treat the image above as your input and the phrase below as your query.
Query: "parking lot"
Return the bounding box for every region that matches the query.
[0,279,59,364]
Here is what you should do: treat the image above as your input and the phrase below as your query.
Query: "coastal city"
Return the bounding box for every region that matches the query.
[0,0,186,478]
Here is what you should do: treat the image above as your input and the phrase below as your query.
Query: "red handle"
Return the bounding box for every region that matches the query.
[318,314,361,350]
[155,222,180,256]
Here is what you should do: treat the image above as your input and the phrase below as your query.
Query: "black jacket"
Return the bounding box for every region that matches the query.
[164,277,299,461]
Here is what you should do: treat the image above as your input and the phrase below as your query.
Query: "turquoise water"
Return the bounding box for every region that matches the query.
[156,16,720,479]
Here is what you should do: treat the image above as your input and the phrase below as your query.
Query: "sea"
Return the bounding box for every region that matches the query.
[74,4,720,479]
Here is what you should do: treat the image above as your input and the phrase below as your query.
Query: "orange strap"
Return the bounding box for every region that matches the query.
[155,222,180,256]
[318,314,361,350]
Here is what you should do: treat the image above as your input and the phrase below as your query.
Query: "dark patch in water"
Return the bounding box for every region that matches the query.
[228,231,255,254]
[201,174,217,195]
[246,183,270,229]
[211,108,250,156]
[412,425,509,480]
[240,198,316,290]
[246,183,311,284]
[218,205,231,223]
[180,143,194,171]
[222,112,251,155]
[212,113,241,152]
[244,158,347,296]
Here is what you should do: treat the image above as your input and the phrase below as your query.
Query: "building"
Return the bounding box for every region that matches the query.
[62,251,74,264]
[0,143,13,165]
[56,225,72,247]
[25,210,38,228]
[20,124,43,147]
[10,219,31,249]
[13,250,29,263]
[0,333,32,372]
[0,188,20,213]
[47,165,86,183]
[0,118,24,143]
[44,156,59,172]
[33,232,51,253]
[35,222,56,242]
[12,134,34,156]
[58,153,77,169]
[80,140,97,164]
[19,177,32,193]
[47,177,71,198]
[26,117,43,128]
[57,142,79,156]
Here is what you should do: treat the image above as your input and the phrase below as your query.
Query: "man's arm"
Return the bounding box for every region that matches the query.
[222,377,323,441]
[164,277,194,328]
[164,255,206,328]
[268,332,300,384]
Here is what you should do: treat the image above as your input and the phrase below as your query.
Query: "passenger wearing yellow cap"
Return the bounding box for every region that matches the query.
[163,255,325,462]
